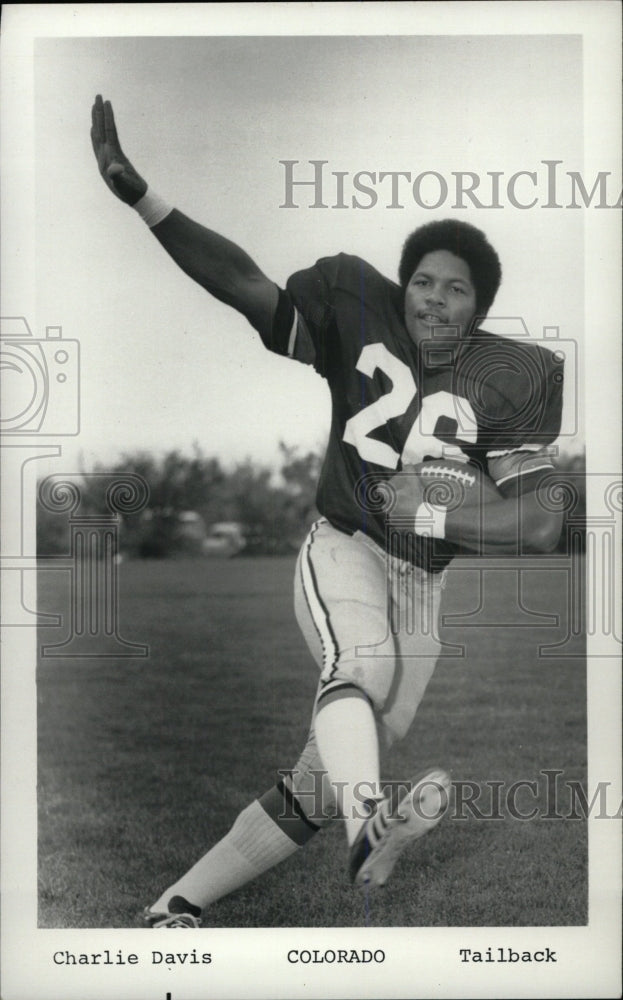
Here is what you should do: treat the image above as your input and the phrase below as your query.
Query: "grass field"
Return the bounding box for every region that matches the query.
[37,554,587,928]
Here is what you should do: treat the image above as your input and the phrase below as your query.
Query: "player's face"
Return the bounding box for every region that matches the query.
[404,250,478,357]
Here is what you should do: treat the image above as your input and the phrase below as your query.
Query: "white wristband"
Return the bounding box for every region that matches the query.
[414,502,447,539]
[133,188,173,228]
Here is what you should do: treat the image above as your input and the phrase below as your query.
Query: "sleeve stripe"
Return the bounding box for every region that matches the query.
[494,462,554,487]
[287,307,299,357]
[487,444,546,457]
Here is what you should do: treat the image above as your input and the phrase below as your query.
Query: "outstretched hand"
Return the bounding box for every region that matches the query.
[91,95,148,206]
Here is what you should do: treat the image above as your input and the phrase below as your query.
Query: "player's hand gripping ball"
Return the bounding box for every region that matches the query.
[413,458,490,511]
[390,458,499,521]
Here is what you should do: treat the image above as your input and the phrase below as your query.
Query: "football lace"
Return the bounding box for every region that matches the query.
[419,464,476,487]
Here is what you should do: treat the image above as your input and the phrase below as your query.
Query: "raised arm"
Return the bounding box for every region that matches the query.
[90,95,278,335]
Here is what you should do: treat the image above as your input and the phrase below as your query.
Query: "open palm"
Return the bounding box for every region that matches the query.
[91,94,147,206]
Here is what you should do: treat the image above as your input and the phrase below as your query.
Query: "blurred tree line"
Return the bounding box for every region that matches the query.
[37,443,322,557]
[37,445,585,558]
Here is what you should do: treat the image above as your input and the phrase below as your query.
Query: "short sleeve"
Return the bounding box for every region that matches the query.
[259,253,396,379]
[487,446,558,495]
[285,255,351,377]
[259,254,359,377]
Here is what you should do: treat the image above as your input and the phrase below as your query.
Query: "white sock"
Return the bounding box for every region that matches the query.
[150,800,299,912]
[314,694,381,846]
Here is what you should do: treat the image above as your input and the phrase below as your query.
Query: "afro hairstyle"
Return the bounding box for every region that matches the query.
[398,219,502,318]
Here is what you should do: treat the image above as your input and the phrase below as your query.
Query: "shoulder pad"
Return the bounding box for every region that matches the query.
[460,330,564,447]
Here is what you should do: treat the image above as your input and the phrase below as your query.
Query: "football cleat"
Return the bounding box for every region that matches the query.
[349,767,451,889]
[143,894,202,928]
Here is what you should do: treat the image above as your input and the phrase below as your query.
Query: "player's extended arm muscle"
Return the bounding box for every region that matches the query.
[392,470,563,555]
[91,95,278,336]
[150,211,279,335]
[443,485,563,555]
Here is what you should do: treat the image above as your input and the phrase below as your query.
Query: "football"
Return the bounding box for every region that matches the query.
[412,458,499,510]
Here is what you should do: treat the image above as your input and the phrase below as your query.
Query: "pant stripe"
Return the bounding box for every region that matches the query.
[316,681,372,709]
[299,521,340,678]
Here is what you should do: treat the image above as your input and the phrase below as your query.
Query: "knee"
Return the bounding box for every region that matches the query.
[323,654,396,715]
[289,736,340,827]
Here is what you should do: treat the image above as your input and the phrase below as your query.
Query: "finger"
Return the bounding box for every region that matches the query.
[91,93,103,125]
[91,93,105,143]
[103,99,121,152]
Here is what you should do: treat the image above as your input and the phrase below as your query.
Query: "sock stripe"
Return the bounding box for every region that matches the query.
[277,776,322,833]
[258,780,321,847]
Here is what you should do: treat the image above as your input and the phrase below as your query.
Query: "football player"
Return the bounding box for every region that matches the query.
[91,95,564,927]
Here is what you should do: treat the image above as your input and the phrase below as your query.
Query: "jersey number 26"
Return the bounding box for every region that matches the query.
[343,343,477,469]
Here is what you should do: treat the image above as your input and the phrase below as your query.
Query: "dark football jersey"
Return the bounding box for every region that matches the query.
[262,253,563,572]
